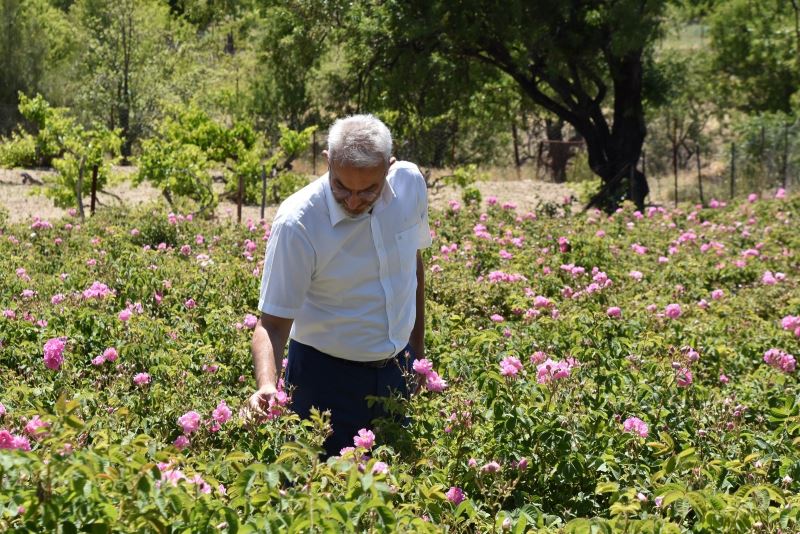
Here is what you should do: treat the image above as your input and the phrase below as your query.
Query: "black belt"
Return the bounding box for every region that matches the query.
[291,339,410,369]
[356,355,398,368]
[334,348,410,369]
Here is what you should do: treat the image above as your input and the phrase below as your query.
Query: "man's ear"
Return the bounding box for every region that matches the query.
[389,156,397,166]
[322,150,330,165]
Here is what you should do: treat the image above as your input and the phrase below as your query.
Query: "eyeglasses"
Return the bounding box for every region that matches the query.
[329,167,385,203]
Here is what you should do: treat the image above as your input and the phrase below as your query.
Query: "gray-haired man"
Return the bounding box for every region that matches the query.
[244,114,432,457]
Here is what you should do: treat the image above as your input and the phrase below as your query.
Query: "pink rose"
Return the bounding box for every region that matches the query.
[177,411,201,434]
[446,486,466,505]
[665,303,682,319]
[212,401,232,424]
[43,337,67,370]
[133,372,151,386]
[353,428,375,449]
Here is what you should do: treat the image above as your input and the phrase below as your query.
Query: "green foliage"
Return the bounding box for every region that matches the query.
[731,112,800,192]
[267,172,310,205]
[2,192,800,530]
[0,0,67,135]
[46,124,122,210]
[136,137,215,211]
[67,0,197,155]
[644,50,714,180]
[0,93,75,167]
[225,124,316,205]
[135,103,317,210]
[249,2,330,132]
[439,164,488,205]
[0,93,122,212]
[707,0,800,113]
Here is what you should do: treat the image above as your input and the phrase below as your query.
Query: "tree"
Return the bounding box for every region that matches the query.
[352,0,670,211]
[0,0,66,135]
[248,1,336,134]
[0,92,76,167]
[66,0,195,159]
[707,0,800,113]
[47,124,122,218]
[644,51,714,205]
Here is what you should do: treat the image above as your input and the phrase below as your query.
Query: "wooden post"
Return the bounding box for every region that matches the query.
[76,155,86,222]
[783,122,789,188]
[696,144,704,206]
[90,164,99,216]
[260,164,267,220]
[511,119,521,170]
[730,142,736,199]
[237,173,243,223]
[312,130,317,176]
[673,137,679,208]
[761,124,766,191]
[535,141,543,180]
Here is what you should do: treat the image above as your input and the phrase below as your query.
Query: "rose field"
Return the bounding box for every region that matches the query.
[1,191,800,533]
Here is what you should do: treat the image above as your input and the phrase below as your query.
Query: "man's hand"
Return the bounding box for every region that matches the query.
[241,383,278,423]
[246,312,292,423]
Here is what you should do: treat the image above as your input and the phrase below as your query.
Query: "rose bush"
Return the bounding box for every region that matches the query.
[1,192,799,532]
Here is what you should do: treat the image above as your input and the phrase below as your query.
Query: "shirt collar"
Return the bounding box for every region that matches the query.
[323,173,349,227]
[323,169,397,227]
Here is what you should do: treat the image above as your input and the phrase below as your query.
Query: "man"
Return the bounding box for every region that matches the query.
[244,114,432,457]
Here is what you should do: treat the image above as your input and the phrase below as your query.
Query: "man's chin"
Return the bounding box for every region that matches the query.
[343,204,374,218]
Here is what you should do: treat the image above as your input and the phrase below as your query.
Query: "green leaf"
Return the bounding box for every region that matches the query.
[595,481,620,494]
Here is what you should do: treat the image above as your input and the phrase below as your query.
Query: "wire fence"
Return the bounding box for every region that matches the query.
[643,118,800,205]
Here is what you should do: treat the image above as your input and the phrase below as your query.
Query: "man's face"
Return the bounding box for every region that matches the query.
[328,160,390,217]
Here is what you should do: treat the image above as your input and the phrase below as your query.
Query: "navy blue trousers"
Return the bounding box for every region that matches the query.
[285,339,416,458]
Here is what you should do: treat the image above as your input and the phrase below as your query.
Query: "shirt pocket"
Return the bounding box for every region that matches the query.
[395,223,421,274]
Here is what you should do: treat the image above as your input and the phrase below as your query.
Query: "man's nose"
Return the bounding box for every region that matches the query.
[345,195,361,210]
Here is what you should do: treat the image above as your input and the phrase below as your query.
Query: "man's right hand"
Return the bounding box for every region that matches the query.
[241,384,278,423]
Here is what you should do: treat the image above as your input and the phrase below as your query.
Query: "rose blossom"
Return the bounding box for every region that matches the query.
[43,337,67,370]
[177,411,201,434]
[412,358,433,375]
[446,486,466,505]
[353,428,376,449]
[133,372,151,386]
[622,416,649,438]
[212,401,232,424]
[665,303,682,319]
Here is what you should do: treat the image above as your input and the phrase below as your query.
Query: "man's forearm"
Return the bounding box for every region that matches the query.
[410,251,425,357]
[251,323,290,389]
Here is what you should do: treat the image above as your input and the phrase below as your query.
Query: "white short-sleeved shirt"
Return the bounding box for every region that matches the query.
[257,161,432,362]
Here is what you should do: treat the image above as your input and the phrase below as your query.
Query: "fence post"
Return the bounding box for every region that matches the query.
[90,164,99,216]
[673,138,679,208]
[535,141,543,180]
[76,156,86,222]
[237,173,243,224]
[696,144,704,206]
[260,164,267,220]
[730,142,736,200]
[312,130,317,176]
[783,122,790,189]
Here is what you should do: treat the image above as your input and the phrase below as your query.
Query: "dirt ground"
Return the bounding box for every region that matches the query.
[0,166,577,225]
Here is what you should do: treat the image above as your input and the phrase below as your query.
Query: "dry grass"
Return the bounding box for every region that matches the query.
[0,166,577,224]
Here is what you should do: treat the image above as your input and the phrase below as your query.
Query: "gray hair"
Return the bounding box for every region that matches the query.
[327,114,392,168]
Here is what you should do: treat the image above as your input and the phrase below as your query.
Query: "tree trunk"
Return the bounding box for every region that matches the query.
[119,4,133,162]
[76,156,86,221]
[582,54,648,212]
[90,164,99,215]
[545,118,570,183]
